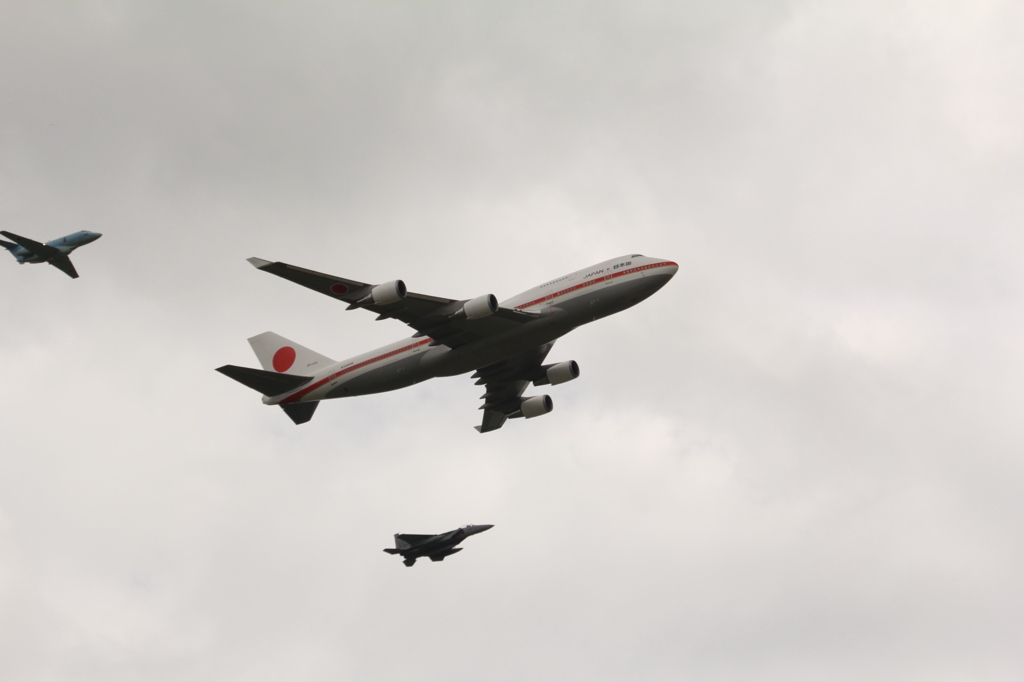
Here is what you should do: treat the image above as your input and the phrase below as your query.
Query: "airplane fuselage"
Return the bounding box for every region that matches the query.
[6,231,102,264]
[263,255,677,407]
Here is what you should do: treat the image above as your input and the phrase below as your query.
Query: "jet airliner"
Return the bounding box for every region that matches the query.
[1,230,103,279]
[217,254,677,432]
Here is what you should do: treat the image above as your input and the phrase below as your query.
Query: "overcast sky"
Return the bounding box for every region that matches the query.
[1,2,1023,680]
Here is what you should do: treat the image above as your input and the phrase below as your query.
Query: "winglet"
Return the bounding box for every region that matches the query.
[247,257,273,269]
[475,409,508,433]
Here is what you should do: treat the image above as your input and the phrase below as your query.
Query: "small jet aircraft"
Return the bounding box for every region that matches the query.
[217,254,677,432]
[0,230,103,279]
[384,524,494,567]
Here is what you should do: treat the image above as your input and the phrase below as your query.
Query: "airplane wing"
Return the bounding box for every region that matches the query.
[0,231,61,259]
[247,258,539,349]
[472,342,554,433]
[47,256,79,279]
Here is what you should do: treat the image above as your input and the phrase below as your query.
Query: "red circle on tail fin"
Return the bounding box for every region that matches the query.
[273,346,296,372]
[330,283,349,295]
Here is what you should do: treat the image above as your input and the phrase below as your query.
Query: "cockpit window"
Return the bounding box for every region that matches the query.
[631,253,643,258]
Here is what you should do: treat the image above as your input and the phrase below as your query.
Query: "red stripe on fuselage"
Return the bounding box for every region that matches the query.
[281,260,676,403]
[281,338,432,403]
[514,260,678,311]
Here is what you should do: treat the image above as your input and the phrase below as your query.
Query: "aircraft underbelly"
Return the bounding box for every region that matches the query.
[319,273,673,400]
[324,353,431,398]
[556,273,672,321]
[429,317,576,378]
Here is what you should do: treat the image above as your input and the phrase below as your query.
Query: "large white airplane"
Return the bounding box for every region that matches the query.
[217,254,677,432]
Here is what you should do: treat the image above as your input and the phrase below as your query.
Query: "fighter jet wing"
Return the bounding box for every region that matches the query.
[247,258,538,349]
[47,255,79,279]
[472,342,554,433]
[0,230,61,260]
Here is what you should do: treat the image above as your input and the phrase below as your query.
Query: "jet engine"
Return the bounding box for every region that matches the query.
[371,280,407,305]
[429,547,463,562]
[450,294,498,320]
[533,360,580,386]
[519,395,553,419]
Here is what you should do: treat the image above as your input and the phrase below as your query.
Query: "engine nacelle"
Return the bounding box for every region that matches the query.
[519,395,553,419]
[463,294,498,320]
[534,360,580,386]
[371,279,407,305]
[429,547,463,561]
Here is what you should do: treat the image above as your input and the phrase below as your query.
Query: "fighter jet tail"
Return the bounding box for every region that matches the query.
[0,239,16,252]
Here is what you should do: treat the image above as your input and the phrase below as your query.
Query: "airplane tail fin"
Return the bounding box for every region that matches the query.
[0,239,16,255]
[248,332,334,376]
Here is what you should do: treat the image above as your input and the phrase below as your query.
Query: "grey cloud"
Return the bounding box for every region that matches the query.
[1,2,1022,681]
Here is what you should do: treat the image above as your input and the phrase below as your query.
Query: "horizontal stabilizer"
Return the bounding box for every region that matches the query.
[216,365,312,396]
[280,401,318,424]
[383,548,401,555]
[0,239,15,251]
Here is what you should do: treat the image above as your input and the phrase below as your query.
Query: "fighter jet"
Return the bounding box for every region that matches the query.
[218,254,677,432]
[0,230,102,279]
[384,524,494,567]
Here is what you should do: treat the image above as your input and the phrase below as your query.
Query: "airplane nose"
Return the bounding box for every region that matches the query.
[467,524,494,535]
[663,260,679,277]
